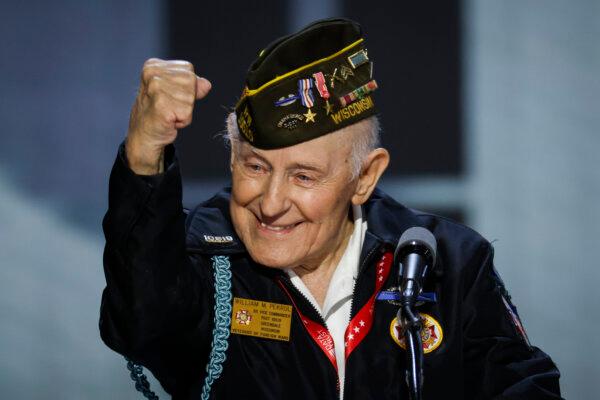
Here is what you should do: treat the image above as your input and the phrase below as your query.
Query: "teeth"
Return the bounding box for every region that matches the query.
[260,222,295,231]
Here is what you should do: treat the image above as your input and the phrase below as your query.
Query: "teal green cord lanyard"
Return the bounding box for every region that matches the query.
[200,255,233,399]
[125,255,232,399]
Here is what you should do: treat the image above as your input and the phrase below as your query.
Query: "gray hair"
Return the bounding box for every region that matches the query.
[224,112,381,180]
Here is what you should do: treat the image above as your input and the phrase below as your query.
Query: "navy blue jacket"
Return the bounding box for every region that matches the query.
[100,144,562,399]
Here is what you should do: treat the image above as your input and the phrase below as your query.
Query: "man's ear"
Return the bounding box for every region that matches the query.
[229,142,237,173]
[351,148,390,205]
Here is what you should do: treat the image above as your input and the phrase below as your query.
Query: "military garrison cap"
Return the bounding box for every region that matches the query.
[234,18,378,149]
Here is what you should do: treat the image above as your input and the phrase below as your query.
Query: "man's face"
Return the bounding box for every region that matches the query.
[230,130,358,269]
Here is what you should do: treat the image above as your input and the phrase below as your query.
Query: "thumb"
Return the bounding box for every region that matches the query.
[195,76,212,100]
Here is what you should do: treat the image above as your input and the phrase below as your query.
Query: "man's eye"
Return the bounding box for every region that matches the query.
[296,174,313,182]
[247,164,263,173]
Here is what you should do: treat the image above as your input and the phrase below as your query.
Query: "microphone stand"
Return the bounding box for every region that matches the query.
[398,305,424,400]
[398,265,425,400]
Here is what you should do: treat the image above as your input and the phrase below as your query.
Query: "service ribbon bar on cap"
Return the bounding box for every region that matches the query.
[339,80,378,107]
[234,18,380,149]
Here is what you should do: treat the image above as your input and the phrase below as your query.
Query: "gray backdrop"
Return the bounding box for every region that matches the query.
[1,0,598,398]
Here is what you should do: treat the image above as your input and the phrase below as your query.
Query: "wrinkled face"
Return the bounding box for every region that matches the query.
[230,130,358,269]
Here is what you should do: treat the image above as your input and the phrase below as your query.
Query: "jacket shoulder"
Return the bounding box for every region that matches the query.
[367,188,492,276]
[184,188,246,254]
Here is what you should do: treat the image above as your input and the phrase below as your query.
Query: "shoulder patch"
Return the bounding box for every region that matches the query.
[500,293,531,347]
[492,267,532,348]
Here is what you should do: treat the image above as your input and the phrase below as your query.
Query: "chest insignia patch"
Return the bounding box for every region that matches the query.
[390,313,443,354]
[230,297,292,342]
[203,235,233,244]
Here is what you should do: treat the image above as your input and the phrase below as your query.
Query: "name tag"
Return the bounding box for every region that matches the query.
[231,297,292,342]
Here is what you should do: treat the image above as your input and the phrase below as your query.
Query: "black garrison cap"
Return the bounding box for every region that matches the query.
[234,18,378,149]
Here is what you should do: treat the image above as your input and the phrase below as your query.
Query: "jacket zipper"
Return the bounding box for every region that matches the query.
[278,275,343,396]
[279,274,329,327]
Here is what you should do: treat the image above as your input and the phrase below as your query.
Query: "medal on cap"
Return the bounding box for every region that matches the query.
[303,108,316,123]
[298,78,317,123]
[312,72,330,99]
[347,49,369,69]
[390,313,443,354]
[313,72,333,115]
[298,78,315,108]
[339,79,378,107]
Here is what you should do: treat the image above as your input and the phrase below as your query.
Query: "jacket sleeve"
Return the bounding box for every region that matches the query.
[462,242,562,399]
[99,143,213,394]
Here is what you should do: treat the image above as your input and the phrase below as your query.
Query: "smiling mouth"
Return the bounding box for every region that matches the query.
[259,221,297,231]
[255,215,302,233]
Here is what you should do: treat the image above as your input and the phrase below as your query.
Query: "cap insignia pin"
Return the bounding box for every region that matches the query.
[340,65,354,80]
[327,67,344,88]
[347,49,369,69]
[275,94,300,107]
[277,114,305,130]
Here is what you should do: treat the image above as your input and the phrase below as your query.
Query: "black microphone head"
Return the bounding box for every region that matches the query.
[395,226,437,266]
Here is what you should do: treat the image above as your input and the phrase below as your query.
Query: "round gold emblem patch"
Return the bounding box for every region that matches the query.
[390,313,443,354]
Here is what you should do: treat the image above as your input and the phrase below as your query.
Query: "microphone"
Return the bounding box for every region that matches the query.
[394,227,437,400]
[394,227,437,307]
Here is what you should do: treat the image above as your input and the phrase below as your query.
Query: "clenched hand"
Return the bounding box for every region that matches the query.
[125,58,212,175]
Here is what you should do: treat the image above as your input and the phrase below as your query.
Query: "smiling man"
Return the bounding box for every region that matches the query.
[100,18,561,399]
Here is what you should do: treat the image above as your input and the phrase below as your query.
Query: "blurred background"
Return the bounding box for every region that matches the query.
[1,0,598,398]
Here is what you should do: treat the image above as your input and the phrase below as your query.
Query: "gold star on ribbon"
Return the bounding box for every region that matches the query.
[323,100,333,115]
[304,108,316,123]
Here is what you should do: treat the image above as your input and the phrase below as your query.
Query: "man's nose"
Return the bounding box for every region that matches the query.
[260,174,291,218]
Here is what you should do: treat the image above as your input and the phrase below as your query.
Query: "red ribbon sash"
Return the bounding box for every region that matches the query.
[277,251,393,370]
[344,252,392,357]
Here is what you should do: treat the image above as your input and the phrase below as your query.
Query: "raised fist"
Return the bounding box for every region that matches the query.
[125,58,212,174]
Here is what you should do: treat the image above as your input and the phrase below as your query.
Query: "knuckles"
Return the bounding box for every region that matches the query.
[145,75,162,95]
[132,58,198,135]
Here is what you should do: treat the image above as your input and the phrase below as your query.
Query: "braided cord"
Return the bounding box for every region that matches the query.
[125,357,159,399]
[125,255,232,400]
[200,255,233,399]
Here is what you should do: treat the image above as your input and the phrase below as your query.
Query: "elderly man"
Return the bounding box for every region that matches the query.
[100,19,561,399]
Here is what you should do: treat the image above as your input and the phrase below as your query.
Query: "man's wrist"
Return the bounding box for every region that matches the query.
[125,134,165,175]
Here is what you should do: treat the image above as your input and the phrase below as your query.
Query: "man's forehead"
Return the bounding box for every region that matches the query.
[238,130,353,168]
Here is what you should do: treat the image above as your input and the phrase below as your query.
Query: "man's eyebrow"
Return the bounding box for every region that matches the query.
[287,162,326,173]
[247,149,325,173]
[245,149,272,166]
